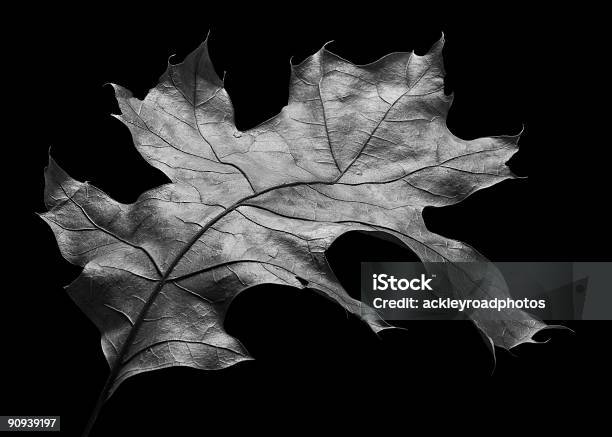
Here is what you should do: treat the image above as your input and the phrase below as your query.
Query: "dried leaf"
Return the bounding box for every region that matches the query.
[42,35,548,404]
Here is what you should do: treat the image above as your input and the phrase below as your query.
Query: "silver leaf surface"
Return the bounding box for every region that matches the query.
[42,36,547,397]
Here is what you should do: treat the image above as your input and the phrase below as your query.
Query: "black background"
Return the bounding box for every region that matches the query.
[9,5,610,436]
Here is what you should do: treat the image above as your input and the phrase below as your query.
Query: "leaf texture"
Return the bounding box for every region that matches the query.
[42,35,548,397]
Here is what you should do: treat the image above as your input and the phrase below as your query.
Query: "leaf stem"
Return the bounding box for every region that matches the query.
[82,372,115,437]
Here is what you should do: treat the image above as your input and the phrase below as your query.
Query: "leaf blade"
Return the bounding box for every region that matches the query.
[43,35,548,404]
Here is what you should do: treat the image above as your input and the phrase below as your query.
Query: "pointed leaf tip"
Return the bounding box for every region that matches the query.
[44,156,82,210]
[110,83,132,99]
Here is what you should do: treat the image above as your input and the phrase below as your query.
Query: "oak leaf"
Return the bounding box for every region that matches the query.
[42,36,548,408]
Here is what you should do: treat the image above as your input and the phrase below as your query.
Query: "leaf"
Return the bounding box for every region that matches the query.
[42,35,549,405]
